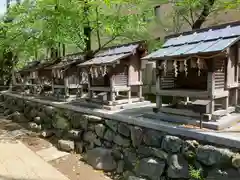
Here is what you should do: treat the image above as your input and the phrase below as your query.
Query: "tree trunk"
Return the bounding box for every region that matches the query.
[51,47,58,60]
[83,0,92,54]
[62,44,66,56]
[192,0,215,29]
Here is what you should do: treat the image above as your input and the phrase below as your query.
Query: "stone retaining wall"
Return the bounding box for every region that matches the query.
[1,94,240,180]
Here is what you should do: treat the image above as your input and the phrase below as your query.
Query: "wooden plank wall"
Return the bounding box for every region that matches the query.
[68,74,79,85]
[160,71,175,89]
[114,73,128,86]
[142,63,156,94]
[214,57,225,89]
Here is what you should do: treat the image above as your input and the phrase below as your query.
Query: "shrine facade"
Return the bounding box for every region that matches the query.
[143,21,240,120]
[78,41,147,106]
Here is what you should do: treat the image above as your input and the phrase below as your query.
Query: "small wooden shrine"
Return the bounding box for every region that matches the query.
[45,53,85,99]
[142,21,240,120]
[78,41,147,106]
[14,61,41,93]
[15,59,60,95]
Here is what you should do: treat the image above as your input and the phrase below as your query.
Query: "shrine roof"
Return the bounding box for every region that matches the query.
[19,59,60,73]
[78,42,142,67]
[46,52,84,69]
[142,20,240,60]
[18,60,41,72]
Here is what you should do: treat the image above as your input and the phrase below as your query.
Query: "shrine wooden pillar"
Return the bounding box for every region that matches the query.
[233,42,240,105]
[207,59,215,114]
[64,77,69,97]
[156,61,162,109]
[138,69,143,99]
[109,75,116,105]
[88,74,93,99]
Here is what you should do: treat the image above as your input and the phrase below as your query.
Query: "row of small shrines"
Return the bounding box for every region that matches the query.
[13,41,208,102]
[12,21,240,119]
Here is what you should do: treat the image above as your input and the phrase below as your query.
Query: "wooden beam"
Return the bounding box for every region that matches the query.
[160,107,200,118]
[110,75,116,103]
[156,65,162,109]
[207,59,215,114]
[88,75,92,99]
[232,88,238,106]
[156,90,209,98]
[138,70,143,98]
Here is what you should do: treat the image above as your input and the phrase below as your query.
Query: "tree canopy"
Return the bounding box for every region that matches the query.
[0,0,239,85]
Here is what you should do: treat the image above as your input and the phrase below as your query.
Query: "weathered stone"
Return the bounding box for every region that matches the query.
[118,123,130,137]
[41,129,54,138]
[167,154,189,179]
[28,122,41,131]
[29,109,38,119]
[82,114,103,122]
[11,112,29,122]
[123,149,138,169]
[182,140,199,159]
[112,146,123,160]
[58,139,74,152]
[105,120,118,132]
[80,119,88,130]
[116,160,125,173]
[183,140,199,151]
[23,106,31,117]
[85,147,117,171]
[75,142,84,153]
[197,145,234,166]
[44,106,55,117]
[103,141,113,148]
[37,112,51,124]
[137,146,168,160]
[54,129,64,138]
[52,115,69,130]
[83,131,97,142]
[135,157,165,179]
[66,129,83,140]
[143,130,163,147]
[104,129,115,142]
[161,135,183,153]
[0,94,4,102]
[33,116,42,124]
[94,138,102,146]
[232,154,240,168]
[9,129,27,138]
[206,168,240,180]
[114,134,131,147]
[3,109,11,116]
[137,146,153,157]
[151,148,168,160]
[130,126,143,147]
[95,124,106,138]
[88,124,95,131]
[128,176,147,180]
[70,113,83,129]
[123,171,135,180]
[85,142,95,151]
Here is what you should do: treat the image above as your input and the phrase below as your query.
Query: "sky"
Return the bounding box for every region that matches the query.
[0,0,20,16]
[0,0,7,15]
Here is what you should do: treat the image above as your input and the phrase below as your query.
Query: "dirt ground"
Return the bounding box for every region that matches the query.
[22,135,110,180]
[50,153,111,180]
[0,118,111,180]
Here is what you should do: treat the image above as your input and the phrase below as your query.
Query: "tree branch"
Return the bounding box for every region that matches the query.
[181,15,193,27]
[93,36,117,55]
[189,7,195,25]
[192,0,215,29]
[95,7,101,49]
